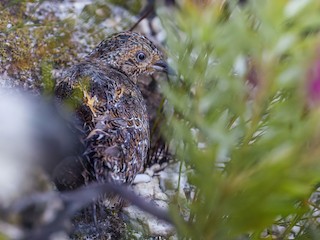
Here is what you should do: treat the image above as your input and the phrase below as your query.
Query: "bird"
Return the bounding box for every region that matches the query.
[54,31,168,206]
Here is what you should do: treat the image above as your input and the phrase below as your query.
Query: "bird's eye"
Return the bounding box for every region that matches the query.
[136,51,146,62]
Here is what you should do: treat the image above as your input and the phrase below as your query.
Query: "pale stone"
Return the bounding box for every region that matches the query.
[144,168,154,177]
[133,174,152,184]
[123,202,175,237]
[150,163,161,173]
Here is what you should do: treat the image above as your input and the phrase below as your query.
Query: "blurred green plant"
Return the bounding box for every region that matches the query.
[160,0,320,239]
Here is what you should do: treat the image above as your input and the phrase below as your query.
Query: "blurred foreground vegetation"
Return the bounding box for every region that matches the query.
[161,0,320,239]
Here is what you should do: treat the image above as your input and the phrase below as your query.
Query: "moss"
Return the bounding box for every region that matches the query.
[108,0,144,15]
[0,1,78,89]
[81,3,112,24]
[70,210,126,240]
[41,61,54,95]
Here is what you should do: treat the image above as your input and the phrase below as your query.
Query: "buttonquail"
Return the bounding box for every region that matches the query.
[54,31,168,205]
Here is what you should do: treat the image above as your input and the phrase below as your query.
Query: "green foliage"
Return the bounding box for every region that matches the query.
[160,0,320,239]
[108,0,143,15]
[41,61,54,95]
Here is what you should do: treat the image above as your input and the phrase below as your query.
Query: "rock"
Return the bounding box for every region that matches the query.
[133,174,152,184]
[123,164,184,237]
[159,162,188,197]
[123,202,175,238]
[144,167,154,177]
[132,176,159,198]
[150,163,162,172]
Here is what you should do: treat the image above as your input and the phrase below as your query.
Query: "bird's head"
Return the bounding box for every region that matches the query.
[88,31,169,83]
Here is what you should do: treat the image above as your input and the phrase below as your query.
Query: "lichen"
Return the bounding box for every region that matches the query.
[0,1,78,91]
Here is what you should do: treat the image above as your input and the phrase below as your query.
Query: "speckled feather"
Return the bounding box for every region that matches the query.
[88,32,164,82]
[55,31,166,191]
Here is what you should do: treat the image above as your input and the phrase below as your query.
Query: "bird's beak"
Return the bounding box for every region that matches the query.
[153,60,175,75]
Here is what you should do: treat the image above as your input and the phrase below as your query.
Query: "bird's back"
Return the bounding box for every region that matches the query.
[55,60,149,185]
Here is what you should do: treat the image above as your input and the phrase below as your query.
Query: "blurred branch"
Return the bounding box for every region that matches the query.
[4,181,173,239]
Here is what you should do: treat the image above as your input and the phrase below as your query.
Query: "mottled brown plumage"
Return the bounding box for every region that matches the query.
[54,32,167,195]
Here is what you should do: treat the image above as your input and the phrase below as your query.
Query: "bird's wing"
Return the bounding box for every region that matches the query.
[56,63,149,184]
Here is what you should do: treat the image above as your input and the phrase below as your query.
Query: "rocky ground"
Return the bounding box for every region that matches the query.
[0,0,187,239]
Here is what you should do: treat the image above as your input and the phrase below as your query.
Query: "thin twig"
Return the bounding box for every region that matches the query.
[129,0,155,31]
